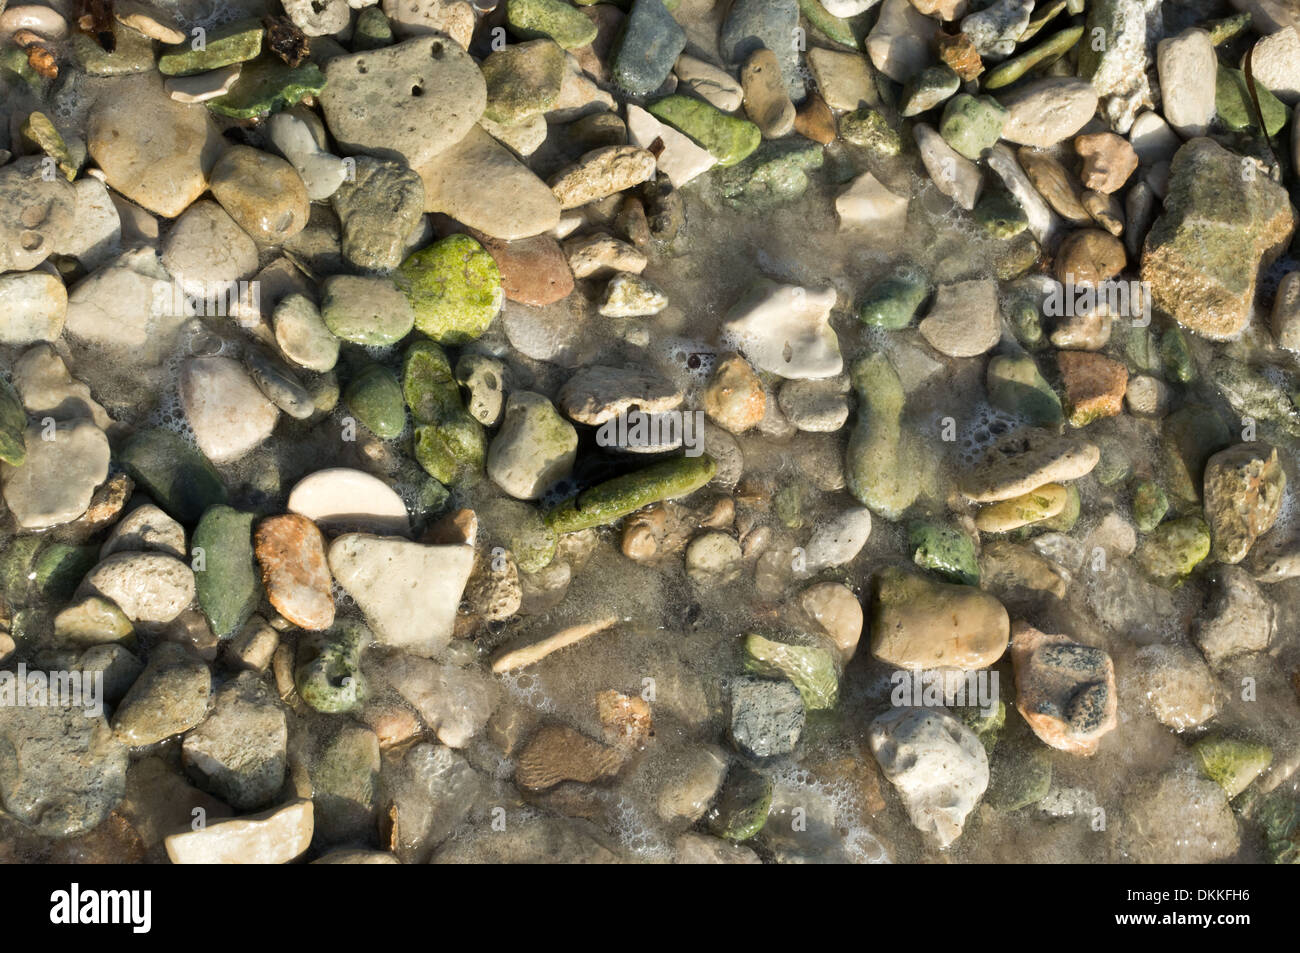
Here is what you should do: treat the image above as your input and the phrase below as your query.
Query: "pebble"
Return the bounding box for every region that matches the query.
[266,110,349,202]
[1247,25,1300,104]
[254,514,336,630]
[1058,350,1128,427]
[1,419,109,531]
[869,707,987,849]
[1133,642,1219,730]
[959,428,1099,502]
[87,75,223,219]
[101,503,186,561]
[165,799,314,864]
[383,0,475,46]
[487,392,577,499]
[719,0,804,99]
[211,146,312,245]
[284,0,351,35]
[320,37,485,170]
[918,279,1001,357]
[1083,190,1124,235]
[161,200,258,288]
[321,274,415,346]
[506,0,598,50]
[82,551,195,624]
[54,178,121,273]
[327,535,472,657]
[729,676,804,758]
[165,65,242,103]
[111,642,211,745]
[1195,566,1275,664]
[564,233,647,279]
[274,294,340,372]
[288,468,409,536]
[398,233,502,343]
[1156,28,1217,138]
[961,0,1033,58]
[648,95,761,168]
[483,39,566,123]
[516,722,625,790]
[798,582,863,661]
[702,353,766,433]
[939,93,1007,160]
[777,375,852,432]
[721,279,842,380]
[741,48,796,139]
[871,566,1009,669]
[807,47,878,112]
[835,170,909,232]
[456,354,507,426]
[975,483,1068,532]
[181,357,280,465]
[549,145,657,210]
[1202,443,1286,564]
[674,54,743,112]
[625,105,717,187]
[987,144,1062,246]
[998,77,1100,148]
[1074,132,1138,194]
[1054,228,1126,286]
[0,156,75,273]
[804,506,871,571]
[0,5,68,39]
[558,365,682,425]
[1272,270,1300,350]
[867,0,938,82]
[1010,623,1117,755]
[611,0,685,96]
[182,672,286,810]
[0,270,66,345]
[599,272,667,317]
[685,532,743,587]
[914,123,982,210]
[330,157,426,272]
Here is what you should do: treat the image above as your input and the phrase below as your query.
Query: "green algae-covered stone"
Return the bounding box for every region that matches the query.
[544,454,717,534]
[938,93,1007,161]
[479,498,558,573]
[345,363,406,440]
[742,633,839,710]
[1195,735,1273,798]
[708,762,772,842]
[193,505,261,640]
[983,24,1083,90]
[975,187,1029,238]
[397,234,504,345]
[481,39,566,123]
[953,698,1005,754]
[20,112,76,181]
[506,0,598,49]
[296,623,367,714]
[401,340,461,424]
[798,0,860,50]
[413,414,486,485]
[206,57,326,119]
[717,140,823,209]
[1136,515,1211,583]
[909,520,980,585]
[120,428,228,524]
[986,354,1062,427]
[353,6,394,51]
[856,271,930,329]
[0,376,27,467]
[1132,480,1169,533]
[158,18,264,76]
[986,739,1052,810]
[1160,324,1195,382]
[839,107,902,155]
[1215,66,1288,136]
[647,94,761,167]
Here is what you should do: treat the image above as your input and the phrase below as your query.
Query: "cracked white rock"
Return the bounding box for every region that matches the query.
[720,279,842,380]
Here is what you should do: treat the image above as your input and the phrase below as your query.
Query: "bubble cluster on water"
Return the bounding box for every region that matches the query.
[602,792,671,860]
[952,401,1024,467]
[767,766,891,864]
[498,669,557,714]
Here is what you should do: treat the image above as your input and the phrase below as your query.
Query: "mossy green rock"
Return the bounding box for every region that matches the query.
[953,699,1005,754]
[401,340,461,424]
[900,65,960,117]
[707,762,772,842]
[938,93,1007,160]
[986,740,1052,810]
[1132,481,1168,532]
[206,57,326,119]
[345,363,406,440]
[353,6,394,50]
[845,354,918,520]
[647,95,760,167]
[506,0,599,49]
[33,544,98,604]
[481,39,566,123]
[0,377,27,467]
[544,454,717,534]
[1160,325,1195,382]
[986,354,1062,427]
[21,112,76,180]
[1215,67,1288,136]
[909,520,980,585]
[838,107,901,155]
[717,140,823,209]
[158,18,264,76]
[73,24,156,76]
[397,234,504,345]
[193,506,261,640]
[120,428,228,524]
[296,623,368,714]
[402,341,486,485]
[742,633,839,711]
[1195,735,1272,798]
[1159,405,1230,503]
[480,498,558,573]
[856,271,929,329]
[1136,516,1211,582]
[975,187,1028,238]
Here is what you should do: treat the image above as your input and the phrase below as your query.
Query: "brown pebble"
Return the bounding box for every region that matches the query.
[514,723,626,791]
[254,514,335,631]
[937,31,983,81]
[1054,228,1126,286]
[794,91,836,145]
[617,196,651,247]
[1058,350,1128,426]
[469,229,574,307]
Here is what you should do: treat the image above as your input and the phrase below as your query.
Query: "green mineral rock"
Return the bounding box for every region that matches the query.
[119,428,228,523]
[397,234,504,345]
[983,24,1082,89]
[798,0,861,50]
[986,354,1062,428]
[296,623,368,714]
[402,340,461,424]
[192,506,262,640]
[1215,66,1289,137]
[505,0,599,49]
[938,93,1008,160]
[707,762,772,842]
[838,107,901,155]
[344,363,406,440]
[647,94,761,167]
[1132,480,1169,532]
[0,377,27,467]
[845,354,918,520]
[856,270,930,329]
[1195,735,1273,798]
[206,57,326,119]
[544,454,717,534]
[158,18,264,76]
[717,140,824,209]
[1136,516,1211,583]
[742,633,840,711]
[481,39,566,124]
[402,341,486,485]
[909,520,980,585]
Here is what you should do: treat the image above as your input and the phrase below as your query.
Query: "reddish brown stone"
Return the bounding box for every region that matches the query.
[514,722,626,791]
[470,230,574,306]
[254,514,335,630]
[937,31,983,81]
[794,91,836,145]
[1058,350,1128,427]
[1010,621,1116,755]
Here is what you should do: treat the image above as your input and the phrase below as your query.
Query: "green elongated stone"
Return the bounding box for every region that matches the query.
[982,24,1086,88]
[544,454,717,534]
[1195,735,1272,798]
[647,94,761,167]
[856,271,929,328]
[120,428,228,524]
[707,763,772,842]
[742,633,839,710]
[296,623,367,714]
[345,363,406,440]
[0,376,27,467]
[401,340,461,425]
[193,506,261,640]
[1206,11,1252,45]
[505,0,598,49]
[909,520,980,585]
[1016,0,1067,43]
[717,140,824,209]
[1215,66,1289,137]
[397,234,504,345]
[20,112,76,181]
[206,57,326,119]
[1160,324,1195,382]
[798,0,860,50]
[33,544,98,604]
[845,354,917,519]
[158,18,264,76]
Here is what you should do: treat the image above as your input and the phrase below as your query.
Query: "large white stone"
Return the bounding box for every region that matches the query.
[180,357,279,465]
[1158,28,1217,138]
[1,420,109,530]
[165,799,314,864]
[287,468,411,535]
[835,171,908,232]
[720,279,842,380]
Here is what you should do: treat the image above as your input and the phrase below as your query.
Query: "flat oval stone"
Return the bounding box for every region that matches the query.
[83,551,196,623]
[210,145,311,244]
[287,468,411,536]
[1,419,110,531]
[180,357,280,465]
[254,514,336,630]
